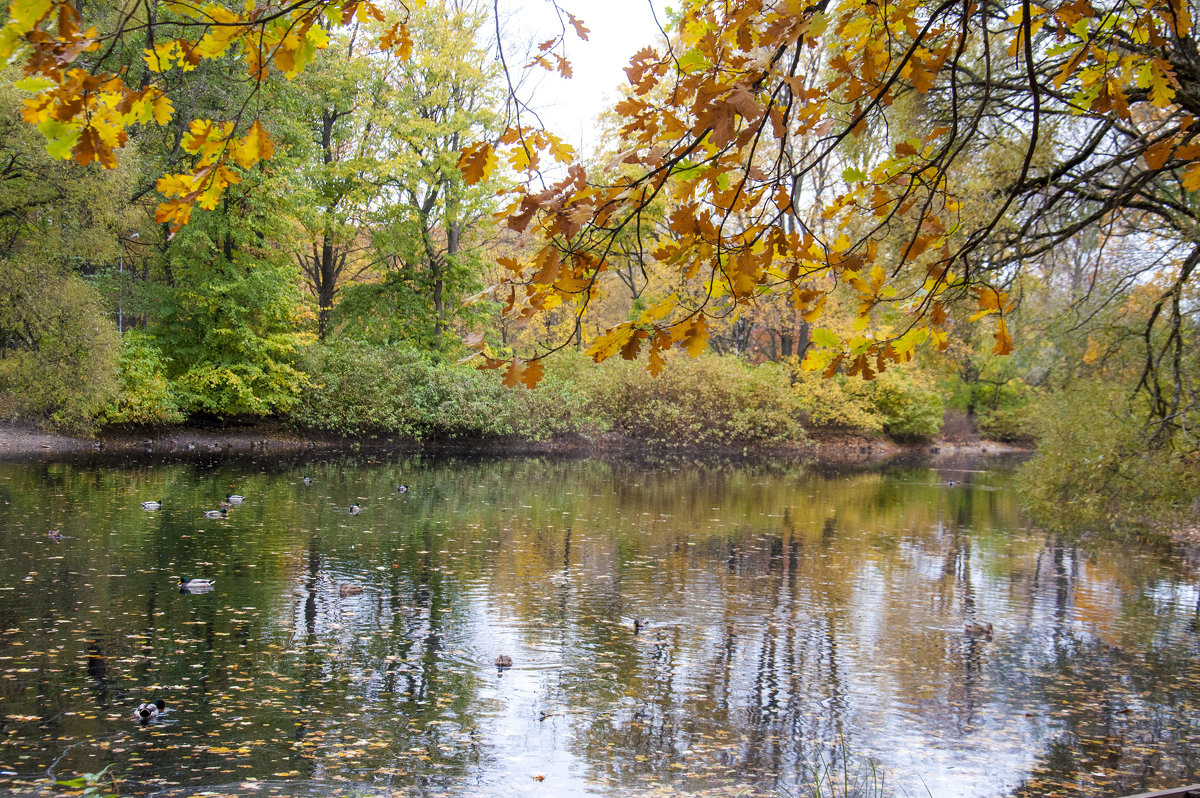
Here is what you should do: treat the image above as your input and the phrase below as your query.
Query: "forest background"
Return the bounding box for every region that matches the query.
[0,0,1196,537]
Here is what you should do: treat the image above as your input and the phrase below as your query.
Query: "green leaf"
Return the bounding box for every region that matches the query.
[677,48,710,74]
[37,119,80,160]
[842,166,866,183]
[811,327,840,348]
[13,75,54,92]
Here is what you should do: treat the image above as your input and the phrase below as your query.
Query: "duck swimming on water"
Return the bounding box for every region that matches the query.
[134,699,165,723]
[179,577,216,591]
[964,621,993,637]
[141,500,162,510]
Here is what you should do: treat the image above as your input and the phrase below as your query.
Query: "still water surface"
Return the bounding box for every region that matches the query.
[1,454,1198,798]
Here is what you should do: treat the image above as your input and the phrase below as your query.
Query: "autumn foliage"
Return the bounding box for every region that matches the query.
[457,0,1200,400]
[2,0,413,233]
[4,0,1199,405]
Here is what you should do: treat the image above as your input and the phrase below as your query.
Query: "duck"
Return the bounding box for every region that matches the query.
[964,621,993,637]
[349,503,361,515]
[203,509,227,519]
[338,583,364,597]
[396,484,409,493]
[179,577,216,591]
[46,529,64,542]
[141,500,162,510]
[134,699,165,723]
[225,494,245,505]
[495,654,513,669]
[302,477,313,486]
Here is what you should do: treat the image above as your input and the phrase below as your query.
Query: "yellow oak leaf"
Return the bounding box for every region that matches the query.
[680,316,709,358]
[230,120,274,168]
[8,0,53,35]
[379,22,412,60]
[155,172,194,198]
[1182,161,1200,191]
[992,317,1014,355]
[143,40,180,72]
[586,325,634,362]
[152,94,173,125]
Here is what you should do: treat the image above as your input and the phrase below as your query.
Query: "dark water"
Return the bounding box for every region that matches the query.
[1,454,1198,798]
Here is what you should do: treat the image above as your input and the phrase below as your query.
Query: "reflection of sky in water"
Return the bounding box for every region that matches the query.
[0,455,1198,797]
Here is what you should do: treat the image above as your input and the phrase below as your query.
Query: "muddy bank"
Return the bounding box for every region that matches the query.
[0,420,1029,465]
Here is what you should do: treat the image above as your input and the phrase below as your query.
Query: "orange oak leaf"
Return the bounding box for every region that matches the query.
[457,142,496,185]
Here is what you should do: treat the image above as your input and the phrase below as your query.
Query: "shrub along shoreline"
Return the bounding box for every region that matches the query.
[4,341,1028,459]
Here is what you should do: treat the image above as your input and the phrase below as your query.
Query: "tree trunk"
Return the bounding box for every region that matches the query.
[435,196,460,350]
[314,109,338,340]
[317,236,336,340]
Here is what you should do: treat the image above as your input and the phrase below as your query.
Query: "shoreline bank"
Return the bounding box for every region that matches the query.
[0,420,1028,464]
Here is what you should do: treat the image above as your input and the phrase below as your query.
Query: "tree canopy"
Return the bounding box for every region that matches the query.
[4,0,1198,427]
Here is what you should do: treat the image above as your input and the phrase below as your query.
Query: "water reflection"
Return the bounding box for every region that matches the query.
[0,455,1196,797]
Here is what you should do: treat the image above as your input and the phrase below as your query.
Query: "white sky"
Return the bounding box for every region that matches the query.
[502,0,667,156]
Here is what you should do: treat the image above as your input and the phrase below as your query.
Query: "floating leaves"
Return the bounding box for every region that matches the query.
[0,458,1196,798]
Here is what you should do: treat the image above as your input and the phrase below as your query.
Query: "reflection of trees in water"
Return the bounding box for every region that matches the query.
[563,515,861,793]
[280,524,483,790]
[552,482,1200,796]
[4,457,1200,796]
[1008,637,1200,797]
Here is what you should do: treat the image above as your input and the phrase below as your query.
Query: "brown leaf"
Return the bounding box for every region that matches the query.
[566,12,590,41]
[501,359,523,388]
[647,346,666,376]
[1144,138,1174,170]
[620,329,645,360]
[520,359,544,389]
[457,142,496,185]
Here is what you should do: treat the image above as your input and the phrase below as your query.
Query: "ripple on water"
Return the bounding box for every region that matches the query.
[1,457,1198,798]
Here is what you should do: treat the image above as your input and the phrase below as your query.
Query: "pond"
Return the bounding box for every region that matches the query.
[1,453,1198,798]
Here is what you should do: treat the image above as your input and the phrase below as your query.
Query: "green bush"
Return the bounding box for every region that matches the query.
[1017,380,1199,536]
[298,344,807,446]
[0,273,119,433]
[871,368,943,442]
[974,378,1035,442]
[787,358,941,441]
[585,353,807,446]
[100,331,185,426]
[788,362,884,432]
[294,341,596,440]
[152,197,312,418]
[504,351,601,440]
